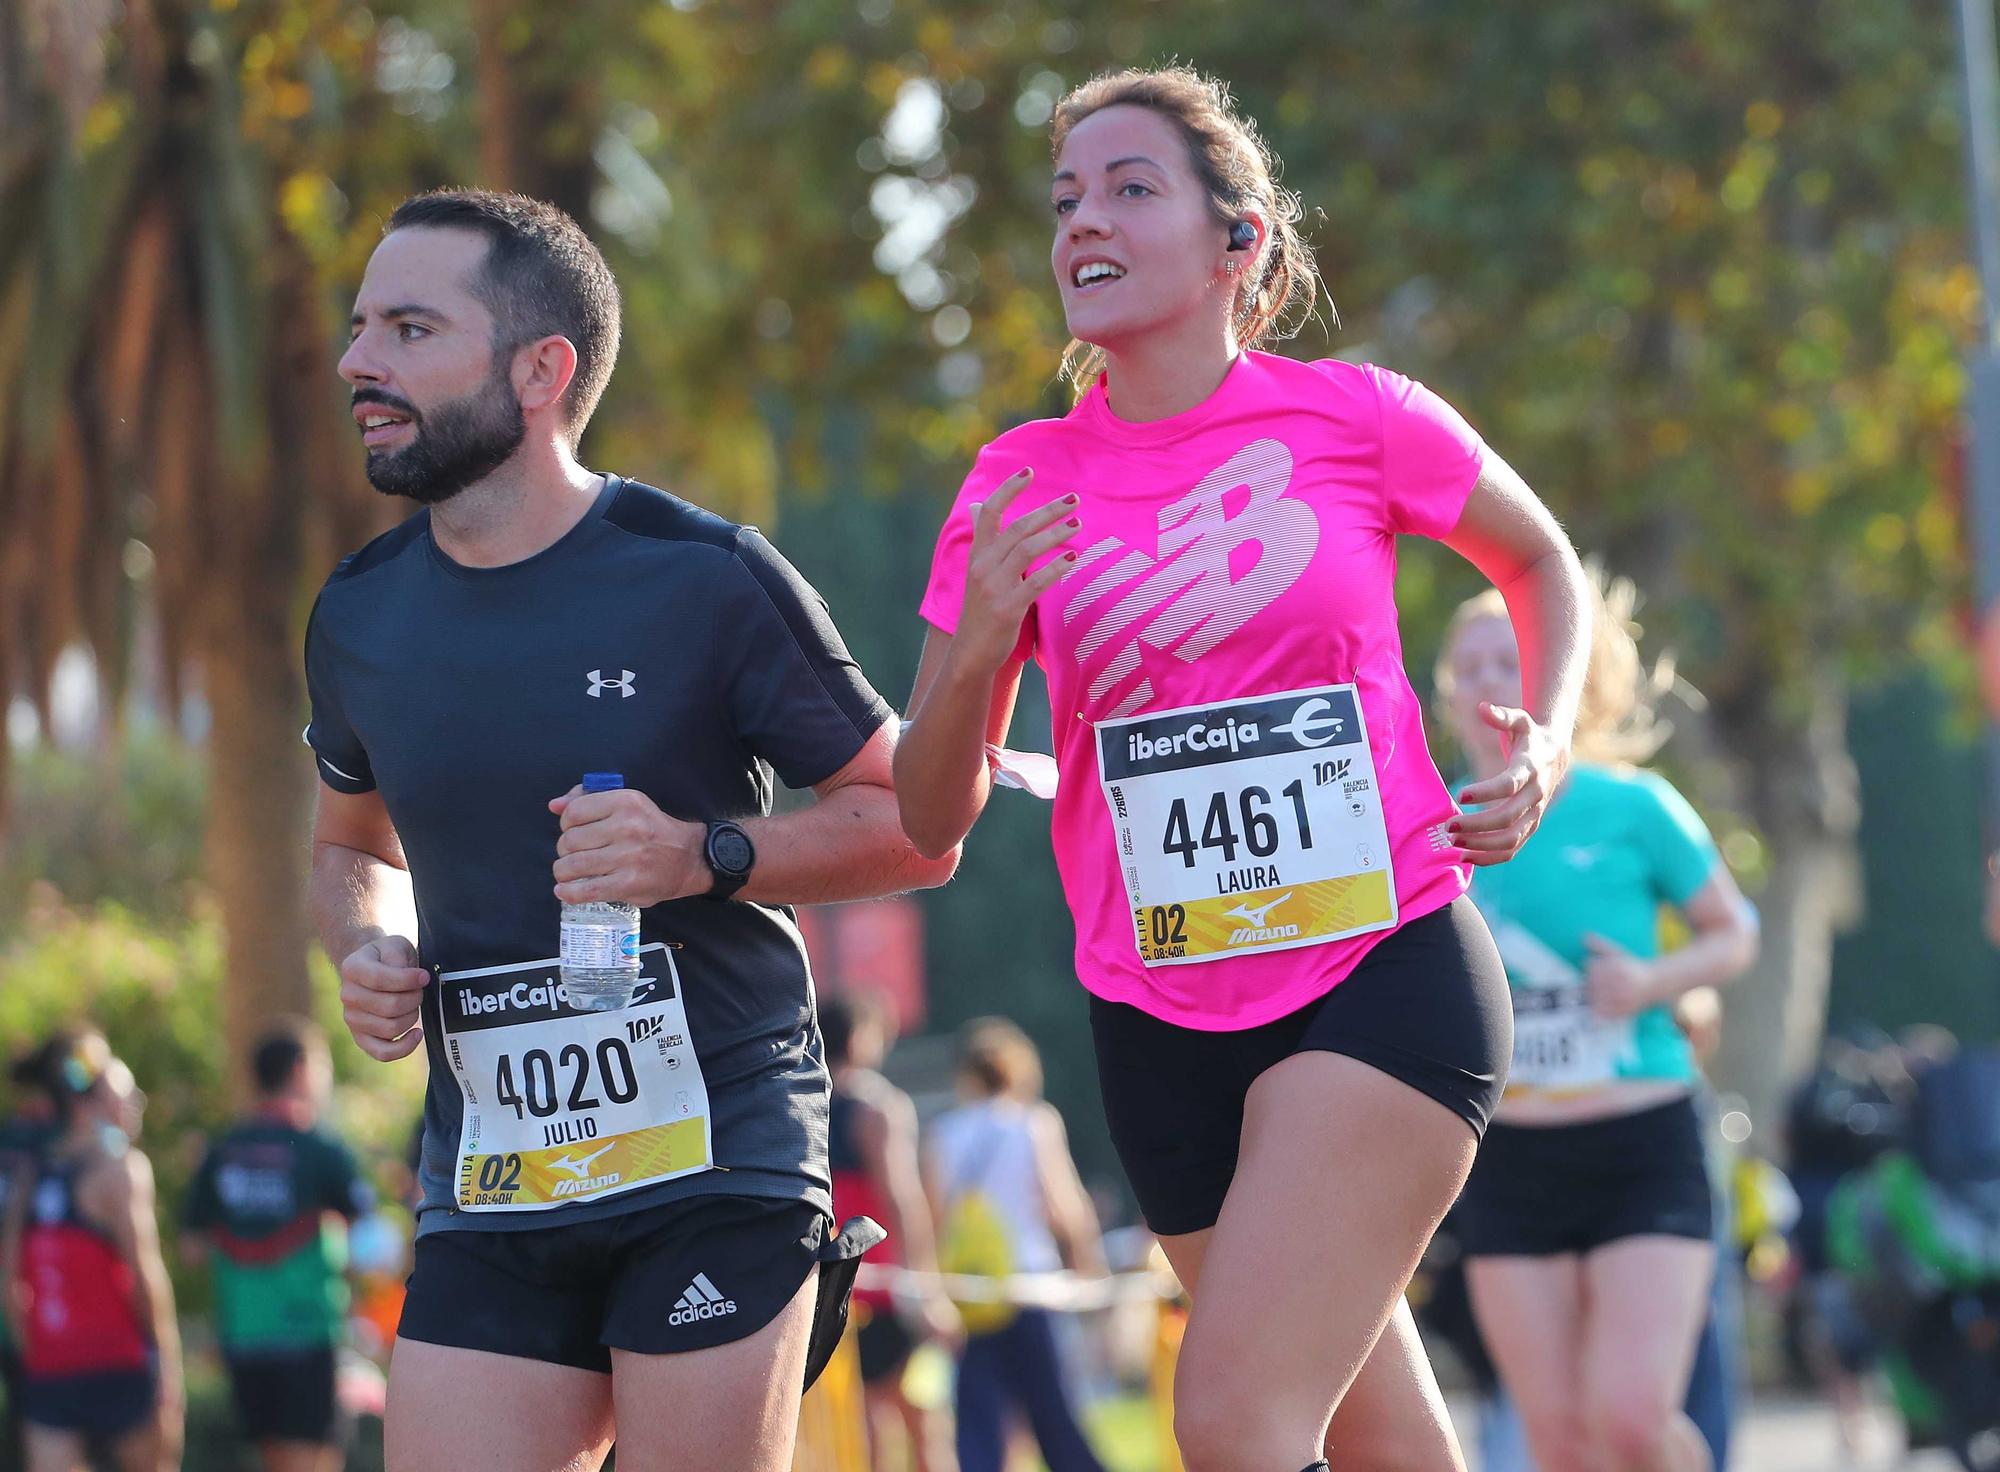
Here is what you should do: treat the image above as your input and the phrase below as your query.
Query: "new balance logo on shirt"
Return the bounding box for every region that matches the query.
[668,1272,737,1326]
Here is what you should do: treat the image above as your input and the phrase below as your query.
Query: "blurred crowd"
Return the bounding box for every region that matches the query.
[0,1001,1155,1472]
[4,1000,1998,1472]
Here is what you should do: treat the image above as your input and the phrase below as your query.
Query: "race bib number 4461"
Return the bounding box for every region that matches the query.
[1095,685,1399,967]
[439,944,713,1212]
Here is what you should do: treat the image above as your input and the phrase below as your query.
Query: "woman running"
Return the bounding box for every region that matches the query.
[2,1031,182,1472]
[1437,576,1758,1472]
[895,65,1590,1472]
[927,1020,1106,1472]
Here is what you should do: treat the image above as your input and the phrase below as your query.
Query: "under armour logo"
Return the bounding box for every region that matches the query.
[587,669,636,699]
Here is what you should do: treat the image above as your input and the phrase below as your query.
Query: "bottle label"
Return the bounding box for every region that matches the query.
[561,919,640,971]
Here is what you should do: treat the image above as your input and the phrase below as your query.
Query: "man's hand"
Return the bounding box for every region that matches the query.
[1583,933,1656,1019]
[550,786,708,906]
[339,935,428,1061]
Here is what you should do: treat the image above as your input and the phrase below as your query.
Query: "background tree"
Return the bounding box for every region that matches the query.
[1,0,1981,1142]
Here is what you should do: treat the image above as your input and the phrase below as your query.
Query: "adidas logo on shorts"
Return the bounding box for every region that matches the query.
[668,1272,738,1326]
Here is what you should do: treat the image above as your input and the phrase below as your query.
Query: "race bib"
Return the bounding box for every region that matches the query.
[1480,914,1634,1094]
[1095,685,1398,967]
[1509,984,1630,1093]
[438,944,713,1212]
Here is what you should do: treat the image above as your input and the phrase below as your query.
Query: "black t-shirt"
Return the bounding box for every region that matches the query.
[304,476,892,1234]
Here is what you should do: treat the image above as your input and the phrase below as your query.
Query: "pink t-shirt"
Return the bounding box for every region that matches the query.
[919,350,1485,1030]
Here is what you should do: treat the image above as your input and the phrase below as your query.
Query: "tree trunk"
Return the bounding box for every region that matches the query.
[197,232,330,1107]
[201,607,312,1108]
[1703,674,1862,1141]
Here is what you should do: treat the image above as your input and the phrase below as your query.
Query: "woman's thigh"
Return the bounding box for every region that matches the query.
[1466,1254,1589,1469]
[1169,1052,1476,1471]
[1161,1229,1461,1469]
[1579,1237,1714,1425]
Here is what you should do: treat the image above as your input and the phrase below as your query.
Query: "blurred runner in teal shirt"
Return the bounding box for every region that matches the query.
[1438,574,1758,1472]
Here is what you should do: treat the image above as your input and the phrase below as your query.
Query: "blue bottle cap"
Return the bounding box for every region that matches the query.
[582,772,624,793]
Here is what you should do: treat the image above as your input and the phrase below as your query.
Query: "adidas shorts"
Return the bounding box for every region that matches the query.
[399,1194,830,1373]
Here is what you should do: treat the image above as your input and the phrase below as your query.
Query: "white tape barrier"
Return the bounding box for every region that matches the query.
[853,1263,1178,1313]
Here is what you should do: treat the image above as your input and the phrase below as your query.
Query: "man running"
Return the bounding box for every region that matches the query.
[307,189,957,1472]
[823,993,960,1472]
[185,1020,373,1472]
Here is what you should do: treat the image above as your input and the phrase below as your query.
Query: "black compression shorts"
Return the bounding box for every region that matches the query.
[225,1346,348,1446]
[1090,895,1512,1236]
[1455,1094,1716,1257]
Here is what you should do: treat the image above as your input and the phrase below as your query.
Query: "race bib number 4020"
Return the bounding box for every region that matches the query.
[439,944,713,1212]
[1095,685,1399,967]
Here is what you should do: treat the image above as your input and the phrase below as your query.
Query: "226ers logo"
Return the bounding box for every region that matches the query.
[1059,439,1318,719]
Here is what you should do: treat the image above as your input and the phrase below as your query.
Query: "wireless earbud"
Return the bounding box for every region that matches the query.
[1227,219,1258,251]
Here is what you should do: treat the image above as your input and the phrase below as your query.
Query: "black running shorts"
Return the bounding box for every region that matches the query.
[225,1346,347,1446]
[400,1194,835,1374]
[854,1305,920,1386]
[1090,895,1512,1237]
[1455,1094,1716,1257]
[19,1362,158,1437]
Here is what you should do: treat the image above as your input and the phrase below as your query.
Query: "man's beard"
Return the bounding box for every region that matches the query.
[360,365,526,505]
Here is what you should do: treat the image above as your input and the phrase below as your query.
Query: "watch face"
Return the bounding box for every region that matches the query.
[713,828,754,875]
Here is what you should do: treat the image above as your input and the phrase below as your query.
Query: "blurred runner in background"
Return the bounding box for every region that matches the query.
[823,992,960,1472]
[929,1020,1107,1472]
[186,1019,374,1472]
[3,1030,182,1472]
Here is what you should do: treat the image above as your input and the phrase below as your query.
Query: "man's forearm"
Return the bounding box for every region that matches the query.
[310,842,419,963]
[736,783,957,906]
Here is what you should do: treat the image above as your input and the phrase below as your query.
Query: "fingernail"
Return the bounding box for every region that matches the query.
[1067,517,1080,527]
[1064,552,1078,562]
[1064,493,1077,504]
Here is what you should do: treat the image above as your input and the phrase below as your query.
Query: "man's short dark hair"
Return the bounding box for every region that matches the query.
[385,190,622,446]
[252,1017,325,1095]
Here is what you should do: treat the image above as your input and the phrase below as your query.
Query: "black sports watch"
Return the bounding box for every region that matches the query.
[703,820,756,900]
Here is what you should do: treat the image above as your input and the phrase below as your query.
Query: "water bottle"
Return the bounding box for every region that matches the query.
[560,772,642,1012]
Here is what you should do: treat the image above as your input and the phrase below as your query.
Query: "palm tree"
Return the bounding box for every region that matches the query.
[0,0,386,1100]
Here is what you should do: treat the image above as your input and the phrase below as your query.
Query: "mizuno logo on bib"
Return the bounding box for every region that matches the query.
[438,944,713,1212]
[1094,684,1398,967]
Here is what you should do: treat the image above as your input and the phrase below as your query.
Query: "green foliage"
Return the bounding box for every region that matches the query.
[4,0,1982,1188]
[0,724,206,925]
